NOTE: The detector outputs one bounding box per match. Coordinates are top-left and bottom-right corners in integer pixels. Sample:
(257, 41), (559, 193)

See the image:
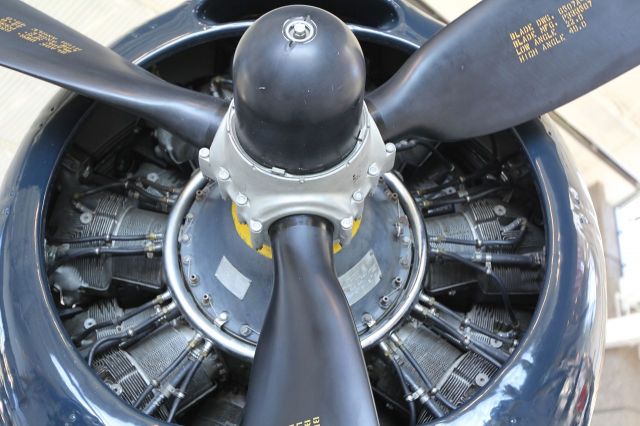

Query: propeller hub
(232, 5), (366, 174)
(200, 6), (394, 250)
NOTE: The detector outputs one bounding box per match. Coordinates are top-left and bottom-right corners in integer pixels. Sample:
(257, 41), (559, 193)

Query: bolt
(475, 373), (489, 387)
(340, 217), (354, 230)
(236, 193), (248, 206)
(80, 212), (93, 224)
(385, 143), (396, 154)
(202, 294), (211, 305)
(362, 313), (375, 326)
(199, 148), (210, 160)
(83, 318), (97, 329)
(493, 204), (507, 216)
(217, 168), (230, 181)
(352, 191), (364, 202)
(379, 295), (390, 308)
(249, 220), (263, 233)
(293, 22), (308, 38)
(219, 311), (229, 322)
(490, 338), (503, 348)
(368, 163), (380, 176)
(240, 324), (252, 337)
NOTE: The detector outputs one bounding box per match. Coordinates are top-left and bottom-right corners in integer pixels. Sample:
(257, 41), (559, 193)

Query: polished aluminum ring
(164, 170), (427, 360)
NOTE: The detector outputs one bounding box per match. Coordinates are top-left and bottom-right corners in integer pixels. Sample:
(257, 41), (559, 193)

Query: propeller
(0, 0), (227, 147)
(2, 1), (640, 426)
(366, 0), (640, 141)
(242, 215), (379, 426)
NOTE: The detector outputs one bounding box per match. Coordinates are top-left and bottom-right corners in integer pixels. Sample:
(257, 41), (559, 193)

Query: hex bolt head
(385, 143), (396, 154)
(217, 168), (230, 181)
(83, 318), (97, 329)
(493, 204), (507, 216)
(340, 217), (354, 230)
(199, 148), (210, 160)
(236, 193), (248, 206)
(240, 324), (252, 337)
(368, 163), (380, 176)
(249, 220), (263, 233)
(189, 274), (200, 285)
(293, 22), (307, 37)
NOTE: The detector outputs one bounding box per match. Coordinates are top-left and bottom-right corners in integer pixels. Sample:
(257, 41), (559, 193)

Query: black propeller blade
(367, 0), (640, 142)
(0, 0), (227, 147)
(242, 215), (379, 426)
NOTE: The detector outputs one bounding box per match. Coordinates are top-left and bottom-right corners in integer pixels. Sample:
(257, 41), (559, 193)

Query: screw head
(352, 191), (364, 202)
(249, 220), (263, 233)
(368, 163), (380, 176)
(283, 18), (316, 43)
(217, 168), (230, 181)
(493, 204), (507, 216)
(199, 148), (210, 159)
(385, 143), (396, 154)
(236, 193), (248, 206)
(79, 212), (93, 224)
(83, 318), (97, 329)
(293, 22), (307, 37)
(340, 217), (354, 230)
(475, 372), (489, 387)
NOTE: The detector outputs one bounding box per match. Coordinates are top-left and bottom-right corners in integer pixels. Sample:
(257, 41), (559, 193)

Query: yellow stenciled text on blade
(508, 0), (593, 63)
(0, 17), (26, 32)
(0, 17), (82, 55)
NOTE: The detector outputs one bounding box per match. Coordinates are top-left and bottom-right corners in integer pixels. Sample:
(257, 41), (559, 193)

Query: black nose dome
(232, 5), (366, 175)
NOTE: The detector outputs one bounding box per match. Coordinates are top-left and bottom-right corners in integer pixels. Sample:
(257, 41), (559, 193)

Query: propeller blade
(0, 0), (226, 146)
(242, 215), (379, 426)
(366, 0), (640, 141)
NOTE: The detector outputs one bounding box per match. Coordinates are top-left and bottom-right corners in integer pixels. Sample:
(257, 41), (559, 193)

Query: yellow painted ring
(231, 203), (361, 259)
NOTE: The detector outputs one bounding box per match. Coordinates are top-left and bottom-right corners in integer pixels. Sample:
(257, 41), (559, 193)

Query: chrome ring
(164, 170), (427, 360)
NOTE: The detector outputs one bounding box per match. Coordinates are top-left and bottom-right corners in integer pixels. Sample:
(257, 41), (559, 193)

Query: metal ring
(361, 172), (427, 348)
(164, 171), (427, 360)
(164, 171), (255, 360)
